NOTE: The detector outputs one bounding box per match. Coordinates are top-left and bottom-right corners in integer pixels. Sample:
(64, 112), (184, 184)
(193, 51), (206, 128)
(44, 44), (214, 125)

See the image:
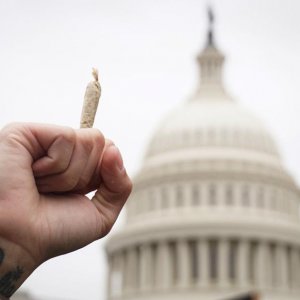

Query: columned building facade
(106, 12), (300, 300)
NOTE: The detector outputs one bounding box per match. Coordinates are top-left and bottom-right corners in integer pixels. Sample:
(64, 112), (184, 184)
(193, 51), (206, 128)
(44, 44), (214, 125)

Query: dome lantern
(195, 7), (228, 100)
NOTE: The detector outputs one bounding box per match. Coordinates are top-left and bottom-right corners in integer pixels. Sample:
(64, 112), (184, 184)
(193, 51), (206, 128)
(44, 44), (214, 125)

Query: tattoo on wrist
(0, 248), (24, 298)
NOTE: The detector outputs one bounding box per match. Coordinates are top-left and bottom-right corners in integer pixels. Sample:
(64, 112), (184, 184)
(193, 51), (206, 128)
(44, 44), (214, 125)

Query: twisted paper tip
(92, 68), (99, 82)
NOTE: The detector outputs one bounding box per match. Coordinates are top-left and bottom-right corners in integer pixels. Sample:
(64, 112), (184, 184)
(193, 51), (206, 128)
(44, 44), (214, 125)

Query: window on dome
(192, 185), (200, 205)
(209, 184), (217, 206)
(161, 186), (169, 209)
(257, 186), (264, 208)
(242, 185), (250, 207)
(270, 189), (277, 211)
(225, 185), (233, 205)
(176, 185), (184, 207)
(148, 190), (155, 211)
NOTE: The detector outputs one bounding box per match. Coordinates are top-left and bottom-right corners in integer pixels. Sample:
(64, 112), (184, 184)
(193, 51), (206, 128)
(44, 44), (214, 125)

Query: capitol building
(106, 11), (300, 300)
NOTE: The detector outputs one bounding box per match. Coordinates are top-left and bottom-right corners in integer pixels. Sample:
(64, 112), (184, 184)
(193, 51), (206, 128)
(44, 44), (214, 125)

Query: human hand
(0, 123), (132, 298)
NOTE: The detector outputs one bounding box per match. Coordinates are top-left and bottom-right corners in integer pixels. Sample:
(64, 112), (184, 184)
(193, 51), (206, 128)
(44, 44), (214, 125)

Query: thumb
(91, 144), (132, 237)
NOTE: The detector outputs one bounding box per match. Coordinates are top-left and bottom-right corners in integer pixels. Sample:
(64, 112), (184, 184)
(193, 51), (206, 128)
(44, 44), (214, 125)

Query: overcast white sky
(1, 0), (300, 299)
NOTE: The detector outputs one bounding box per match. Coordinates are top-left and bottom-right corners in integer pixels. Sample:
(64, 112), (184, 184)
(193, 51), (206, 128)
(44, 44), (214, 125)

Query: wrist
(0, 238), (38, 298)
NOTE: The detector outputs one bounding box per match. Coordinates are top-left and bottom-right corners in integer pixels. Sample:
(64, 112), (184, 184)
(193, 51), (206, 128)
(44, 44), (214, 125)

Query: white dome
(146, 98), (279, 160)
(155, 100), (267, 134)
(142, 95), (283, 180)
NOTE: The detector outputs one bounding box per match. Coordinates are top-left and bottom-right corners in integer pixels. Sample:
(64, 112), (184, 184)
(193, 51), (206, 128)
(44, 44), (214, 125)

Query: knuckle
(61, 126), (76, 145)
(91, 129), (105, 150)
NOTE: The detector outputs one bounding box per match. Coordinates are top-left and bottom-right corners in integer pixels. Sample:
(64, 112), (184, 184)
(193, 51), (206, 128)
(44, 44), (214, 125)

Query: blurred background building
(106, 9), (300, 300)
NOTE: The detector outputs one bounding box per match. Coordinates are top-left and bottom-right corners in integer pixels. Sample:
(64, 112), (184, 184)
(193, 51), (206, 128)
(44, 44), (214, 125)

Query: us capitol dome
(106, 10), (300, 300)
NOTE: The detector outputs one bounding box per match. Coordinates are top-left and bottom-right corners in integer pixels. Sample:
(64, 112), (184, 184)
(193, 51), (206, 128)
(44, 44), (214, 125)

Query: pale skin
(0, 123), (132, 299)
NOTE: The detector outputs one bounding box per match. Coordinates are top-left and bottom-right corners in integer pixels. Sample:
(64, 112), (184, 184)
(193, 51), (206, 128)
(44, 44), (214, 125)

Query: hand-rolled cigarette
(80, 68), (101, 128)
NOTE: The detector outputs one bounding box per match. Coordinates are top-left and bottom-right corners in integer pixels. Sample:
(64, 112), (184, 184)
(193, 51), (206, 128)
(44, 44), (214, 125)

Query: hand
(0, 123), (132, 298)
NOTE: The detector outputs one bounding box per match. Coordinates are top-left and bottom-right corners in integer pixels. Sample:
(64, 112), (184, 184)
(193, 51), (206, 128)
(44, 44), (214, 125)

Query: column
(218, 239), (229, 287)
(290, 247), (299, 290)
(123, 250), (129, 294)
(275, 244), (288, 290)
(177, 239), (190, 288)
(110, 252), (123, 298)
(156, 240), (172, 290)
(264, 244), (272, 289)
(255, 241), (267, 289)
(198, 239), (209, 287)
(237, 239), (249, 287)
(297, 250), (300, 290)
(140, 244), (153, 292)
(119, 252), (125, 295)
(126, 247), (137, 294)
(281, 245), (289, 290)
